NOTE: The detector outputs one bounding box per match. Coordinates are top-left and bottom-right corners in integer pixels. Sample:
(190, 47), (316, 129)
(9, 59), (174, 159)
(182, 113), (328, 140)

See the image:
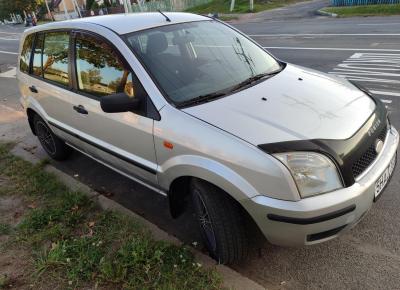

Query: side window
(75, 34), (135, 98)
(43, 32), (69, 86)
(32, 33), (44, 77)
(20, 34), (34, 73)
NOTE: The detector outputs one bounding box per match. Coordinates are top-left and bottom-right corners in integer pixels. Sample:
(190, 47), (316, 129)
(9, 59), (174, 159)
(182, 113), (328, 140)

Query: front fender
(158, 154), (258, 202)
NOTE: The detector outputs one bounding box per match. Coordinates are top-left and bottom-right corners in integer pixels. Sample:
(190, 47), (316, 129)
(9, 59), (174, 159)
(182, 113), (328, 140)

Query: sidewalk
(227, 0), (330, 23)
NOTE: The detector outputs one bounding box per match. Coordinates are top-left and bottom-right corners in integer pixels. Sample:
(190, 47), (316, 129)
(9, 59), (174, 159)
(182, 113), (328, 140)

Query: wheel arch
(26, 107), (38, 135)
(162, 156), (259, 218)
(23, 96), (50, 136)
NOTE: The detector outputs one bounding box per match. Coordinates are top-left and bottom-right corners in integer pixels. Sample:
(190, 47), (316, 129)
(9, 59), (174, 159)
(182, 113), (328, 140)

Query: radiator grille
(352, 124), (388, 179)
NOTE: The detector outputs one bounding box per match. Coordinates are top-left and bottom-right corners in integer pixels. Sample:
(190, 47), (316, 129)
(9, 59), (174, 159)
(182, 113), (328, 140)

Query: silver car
(17, 12), (398, 264)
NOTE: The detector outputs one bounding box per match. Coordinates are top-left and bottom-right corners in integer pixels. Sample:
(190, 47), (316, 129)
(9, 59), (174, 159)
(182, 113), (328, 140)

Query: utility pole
(230, 0), (235, 12)
(61, 0), (70, 19)
(249, 0), (253, 12)
(123, 0), (129, 13)
(73, 0), (82, 18)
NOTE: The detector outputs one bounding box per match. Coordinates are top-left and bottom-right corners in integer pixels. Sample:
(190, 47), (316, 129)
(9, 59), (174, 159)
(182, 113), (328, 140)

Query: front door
(68, 31), (158, 185)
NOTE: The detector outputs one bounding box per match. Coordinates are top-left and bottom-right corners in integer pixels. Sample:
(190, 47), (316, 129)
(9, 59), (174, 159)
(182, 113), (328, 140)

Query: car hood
(183, 64), (376, 145)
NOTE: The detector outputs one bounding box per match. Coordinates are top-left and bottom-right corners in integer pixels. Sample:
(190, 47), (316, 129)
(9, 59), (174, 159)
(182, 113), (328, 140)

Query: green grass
(218, 15), (240, 21)
(186, 0), (306, 14)
(0, 223), (12, 235)
(0, 144), (223, 289)
(36, 20), (54, 25)
(0, 274), (11, 289)
(323, 4), (400, 17)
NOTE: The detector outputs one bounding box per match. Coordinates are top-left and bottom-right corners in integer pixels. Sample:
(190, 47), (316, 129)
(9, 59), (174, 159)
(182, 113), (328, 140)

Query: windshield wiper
(176, 69), (283, 108)
(229, 70), (281, 93)
(177, 91), (227, 108)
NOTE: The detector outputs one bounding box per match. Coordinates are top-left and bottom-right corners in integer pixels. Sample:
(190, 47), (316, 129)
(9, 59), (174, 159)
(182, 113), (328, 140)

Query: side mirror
(100, 93), (141, 113)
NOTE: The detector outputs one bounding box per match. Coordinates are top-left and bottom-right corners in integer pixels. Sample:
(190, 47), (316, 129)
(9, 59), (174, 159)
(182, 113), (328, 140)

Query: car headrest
(146, 33), (168, 56)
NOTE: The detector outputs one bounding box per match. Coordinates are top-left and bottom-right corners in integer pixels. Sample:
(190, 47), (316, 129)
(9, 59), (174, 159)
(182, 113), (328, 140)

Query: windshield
(125, 20), (281, 106)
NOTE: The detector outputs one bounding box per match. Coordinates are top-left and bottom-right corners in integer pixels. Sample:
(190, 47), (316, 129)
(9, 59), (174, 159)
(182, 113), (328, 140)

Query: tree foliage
(0, 0), (42, 19)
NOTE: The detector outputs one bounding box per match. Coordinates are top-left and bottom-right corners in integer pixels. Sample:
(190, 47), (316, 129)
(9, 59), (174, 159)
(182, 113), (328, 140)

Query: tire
(191, 179), (248, 264)
(33, 114), (71, 161)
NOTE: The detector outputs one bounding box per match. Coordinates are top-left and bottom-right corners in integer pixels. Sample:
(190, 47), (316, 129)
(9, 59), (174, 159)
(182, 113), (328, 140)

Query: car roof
(30, 12), (209, 35)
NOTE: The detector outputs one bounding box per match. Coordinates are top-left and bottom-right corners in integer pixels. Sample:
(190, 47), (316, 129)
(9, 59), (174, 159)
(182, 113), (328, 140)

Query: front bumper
(243, 126), (399, 246)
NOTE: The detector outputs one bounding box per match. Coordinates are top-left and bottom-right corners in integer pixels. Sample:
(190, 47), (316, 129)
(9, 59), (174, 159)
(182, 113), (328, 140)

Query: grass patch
(0, 144), (222, 289)
(0, 274), (11, 289)
(218, 14), (240, 21)
(36, 20), (54, 25)
(0, 223), (12, 235)
(187, 0), (306, 14)
(323, 4), (400, 17)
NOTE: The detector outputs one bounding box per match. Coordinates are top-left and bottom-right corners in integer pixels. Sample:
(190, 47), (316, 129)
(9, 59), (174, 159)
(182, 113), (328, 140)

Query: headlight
(274, 152), (343, 198)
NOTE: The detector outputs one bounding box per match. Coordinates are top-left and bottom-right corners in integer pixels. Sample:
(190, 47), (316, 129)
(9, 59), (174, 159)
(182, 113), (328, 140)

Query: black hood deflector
(258, 97), (388, 187)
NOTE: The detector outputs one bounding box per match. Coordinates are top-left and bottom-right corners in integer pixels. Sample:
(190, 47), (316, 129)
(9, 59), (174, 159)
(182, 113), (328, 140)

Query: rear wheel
(191, 179), (248, 264)
(33, 114), (71, 161)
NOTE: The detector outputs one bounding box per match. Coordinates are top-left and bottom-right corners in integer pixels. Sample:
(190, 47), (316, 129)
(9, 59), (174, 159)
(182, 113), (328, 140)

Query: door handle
(73, 105), (88, 115)
(29, 85), (38, 93)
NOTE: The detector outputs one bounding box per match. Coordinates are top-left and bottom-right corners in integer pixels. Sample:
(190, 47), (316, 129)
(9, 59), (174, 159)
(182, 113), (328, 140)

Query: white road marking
(263, 47), (400, 52)
(0, 67), (16, 78)
(358, 23), (400, 26)
(0, 31), (21, 35)
(0, 37), (19, 41)
(329, 74), (399, 83)
(0, 50), (18, 55)
(329, 53), (400, 84)
(251, 33), (400, 37)
(369, 90), (400, 97)
(330, 53), (399, 107)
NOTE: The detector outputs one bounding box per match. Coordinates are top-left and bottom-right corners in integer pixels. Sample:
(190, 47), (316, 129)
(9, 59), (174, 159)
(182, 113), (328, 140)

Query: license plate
(375, 155), (396, 198)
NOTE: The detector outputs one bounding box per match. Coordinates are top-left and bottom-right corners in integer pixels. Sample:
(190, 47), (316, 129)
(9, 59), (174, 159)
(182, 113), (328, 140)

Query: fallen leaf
(88, 221), (95, 227)
(51, 242), (58, 250)
(13, 211), (22, 219)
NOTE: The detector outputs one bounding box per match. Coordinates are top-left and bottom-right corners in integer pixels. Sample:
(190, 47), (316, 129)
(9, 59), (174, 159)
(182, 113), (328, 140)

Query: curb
(316, 9), (338, 17)
(11, 143), (266, 290)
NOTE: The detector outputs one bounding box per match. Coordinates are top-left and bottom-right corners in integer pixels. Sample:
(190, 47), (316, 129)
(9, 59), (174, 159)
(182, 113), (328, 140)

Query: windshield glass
(125, 20), (281, 106)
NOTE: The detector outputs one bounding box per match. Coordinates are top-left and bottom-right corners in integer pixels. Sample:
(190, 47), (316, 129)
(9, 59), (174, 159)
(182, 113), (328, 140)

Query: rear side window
(43, 32), (69, 86)
(75, 33), (135, 98)
(20, 34), (34, 73)
(32, 33), (44, 77)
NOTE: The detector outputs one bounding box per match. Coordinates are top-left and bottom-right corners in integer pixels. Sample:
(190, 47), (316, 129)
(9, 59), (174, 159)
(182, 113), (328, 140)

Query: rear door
(27, 30), (90, 151)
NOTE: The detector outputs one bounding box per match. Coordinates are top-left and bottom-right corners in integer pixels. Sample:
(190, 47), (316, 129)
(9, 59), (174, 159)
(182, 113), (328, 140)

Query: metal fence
(129, 0), (211, 12)
(331, 0), (400, 6)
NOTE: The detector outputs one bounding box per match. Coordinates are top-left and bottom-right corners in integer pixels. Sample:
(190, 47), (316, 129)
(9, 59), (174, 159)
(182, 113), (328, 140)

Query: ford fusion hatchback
(17, 13), (398, 264)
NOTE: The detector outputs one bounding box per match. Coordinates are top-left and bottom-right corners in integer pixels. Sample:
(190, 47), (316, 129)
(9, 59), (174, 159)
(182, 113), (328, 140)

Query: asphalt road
(1, 7), (400, 289)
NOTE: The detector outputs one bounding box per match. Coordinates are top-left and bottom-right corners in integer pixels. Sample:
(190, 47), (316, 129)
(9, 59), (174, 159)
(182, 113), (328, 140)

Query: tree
(88, 68), (102, 84)
(86, 0), (98, 10)
(0, 0), (43, 20)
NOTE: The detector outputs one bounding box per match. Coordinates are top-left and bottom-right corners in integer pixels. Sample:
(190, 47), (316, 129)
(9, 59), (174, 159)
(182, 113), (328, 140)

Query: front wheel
(33, 114), (71, 161)
(191, 179), (248, 264)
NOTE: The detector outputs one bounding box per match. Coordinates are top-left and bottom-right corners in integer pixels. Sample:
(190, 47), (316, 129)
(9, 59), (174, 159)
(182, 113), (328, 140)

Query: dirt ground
(0, 178), (33, 289)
